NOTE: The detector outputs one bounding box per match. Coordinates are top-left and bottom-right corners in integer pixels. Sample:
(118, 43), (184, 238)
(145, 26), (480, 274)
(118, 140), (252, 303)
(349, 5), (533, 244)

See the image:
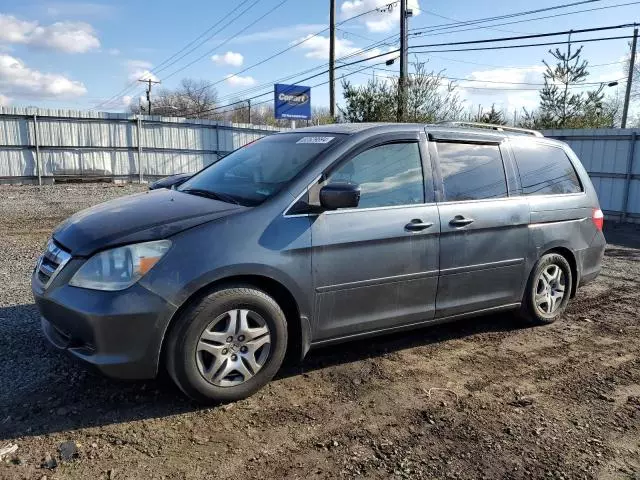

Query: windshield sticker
(296, 136), (335, 144)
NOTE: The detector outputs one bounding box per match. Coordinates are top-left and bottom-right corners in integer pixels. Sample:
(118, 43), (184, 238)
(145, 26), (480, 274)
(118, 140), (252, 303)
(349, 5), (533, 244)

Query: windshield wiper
(180, 188), (241, 205)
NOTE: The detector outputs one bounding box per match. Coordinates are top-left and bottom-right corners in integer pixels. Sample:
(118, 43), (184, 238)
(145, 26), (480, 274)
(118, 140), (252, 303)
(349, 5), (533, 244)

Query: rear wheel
(520, 253), (573, 325)
(166, 285), (288, 403)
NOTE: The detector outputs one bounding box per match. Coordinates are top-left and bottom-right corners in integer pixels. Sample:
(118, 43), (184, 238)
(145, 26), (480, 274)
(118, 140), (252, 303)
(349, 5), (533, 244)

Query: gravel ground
(1, 184), (639, 479)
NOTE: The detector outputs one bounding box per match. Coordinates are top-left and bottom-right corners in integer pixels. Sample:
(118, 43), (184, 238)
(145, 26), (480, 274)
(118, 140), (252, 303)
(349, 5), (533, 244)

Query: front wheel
(165, 285), (288, 403)
(520, 253), (573, 325)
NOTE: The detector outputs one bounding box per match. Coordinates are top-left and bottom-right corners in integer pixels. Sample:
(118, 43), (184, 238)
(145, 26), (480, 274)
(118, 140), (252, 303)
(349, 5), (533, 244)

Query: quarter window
(437, 142), (508, 201)
(327, 142), (425, 208)
(512, 143), (583, 195)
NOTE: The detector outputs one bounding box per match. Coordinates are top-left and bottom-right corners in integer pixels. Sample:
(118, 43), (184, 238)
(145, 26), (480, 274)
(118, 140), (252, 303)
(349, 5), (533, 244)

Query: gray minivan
(32, 122), (606, 402)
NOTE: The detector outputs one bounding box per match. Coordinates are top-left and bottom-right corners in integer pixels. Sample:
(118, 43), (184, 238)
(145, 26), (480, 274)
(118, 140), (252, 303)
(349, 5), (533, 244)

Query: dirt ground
(1, 184), (639, 480)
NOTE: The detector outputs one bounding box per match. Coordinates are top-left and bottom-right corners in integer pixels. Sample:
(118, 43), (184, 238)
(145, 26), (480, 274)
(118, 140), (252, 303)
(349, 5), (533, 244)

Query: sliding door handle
(449, 215), (474, 227)
(405, 219), (433, 231)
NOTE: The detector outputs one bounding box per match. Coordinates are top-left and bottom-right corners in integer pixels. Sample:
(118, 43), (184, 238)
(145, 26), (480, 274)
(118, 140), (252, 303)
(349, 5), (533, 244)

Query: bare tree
(624, 41), (639, 101)
(130, 78), (220, 119)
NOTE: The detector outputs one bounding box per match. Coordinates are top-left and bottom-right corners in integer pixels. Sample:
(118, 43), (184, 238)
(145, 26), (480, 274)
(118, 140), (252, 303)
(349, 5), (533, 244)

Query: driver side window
(327, 142), (425, 209)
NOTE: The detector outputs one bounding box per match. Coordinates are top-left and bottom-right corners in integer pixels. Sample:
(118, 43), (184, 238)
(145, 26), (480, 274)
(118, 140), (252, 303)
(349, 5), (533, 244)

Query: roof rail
(437, 121), (544, 137)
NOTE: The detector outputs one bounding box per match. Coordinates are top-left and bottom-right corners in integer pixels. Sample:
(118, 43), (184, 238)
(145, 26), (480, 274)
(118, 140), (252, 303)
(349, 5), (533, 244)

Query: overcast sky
(0, 0), (637, 117)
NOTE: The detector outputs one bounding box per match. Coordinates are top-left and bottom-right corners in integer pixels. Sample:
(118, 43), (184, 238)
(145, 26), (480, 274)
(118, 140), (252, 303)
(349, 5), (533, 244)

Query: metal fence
(0, 107), (282, 184)
(543, 128), (640, 223)
(0, 109), (638, 223)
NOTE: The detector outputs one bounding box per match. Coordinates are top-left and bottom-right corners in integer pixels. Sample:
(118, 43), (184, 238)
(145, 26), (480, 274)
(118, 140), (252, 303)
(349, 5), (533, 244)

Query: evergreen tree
(520, 41), (614, 129)
(339, 61), (463, 123)
(472, 104), (507, 125)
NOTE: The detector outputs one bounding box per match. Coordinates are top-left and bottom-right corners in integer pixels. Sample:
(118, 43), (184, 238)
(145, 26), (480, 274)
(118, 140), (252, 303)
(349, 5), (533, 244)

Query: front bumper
(32, 271), (177, 380)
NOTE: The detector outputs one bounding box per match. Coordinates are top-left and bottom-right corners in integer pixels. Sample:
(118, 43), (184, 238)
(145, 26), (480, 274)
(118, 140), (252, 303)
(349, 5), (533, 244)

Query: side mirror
(319, 183), (360, 210)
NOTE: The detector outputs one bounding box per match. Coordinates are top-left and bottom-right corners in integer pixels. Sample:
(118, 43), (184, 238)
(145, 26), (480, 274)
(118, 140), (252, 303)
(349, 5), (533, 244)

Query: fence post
(33, 114), (42, 186)
(621, 131), (637, 223)
(137, 115), (143, 183)
(215, 122), (220, 161)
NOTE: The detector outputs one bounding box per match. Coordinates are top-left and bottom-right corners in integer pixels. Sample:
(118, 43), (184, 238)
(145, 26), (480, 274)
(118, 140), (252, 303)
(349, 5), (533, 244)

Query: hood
(53, 188), (245, 256)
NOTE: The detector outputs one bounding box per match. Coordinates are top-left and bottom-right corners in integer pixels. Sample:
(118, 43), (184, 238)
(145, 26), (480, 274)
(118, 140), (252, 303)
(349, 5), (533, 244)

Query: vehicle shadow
(0, 303), (520, 441)
(604, 223), (640, 250)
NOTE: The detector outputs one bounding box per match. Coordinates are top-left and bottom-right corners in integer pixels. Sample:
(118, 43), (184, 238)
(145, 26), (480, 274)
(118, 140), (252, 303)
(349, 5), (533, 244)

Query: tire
(165, 284), (288, 403)
(519, 253), (573, 326)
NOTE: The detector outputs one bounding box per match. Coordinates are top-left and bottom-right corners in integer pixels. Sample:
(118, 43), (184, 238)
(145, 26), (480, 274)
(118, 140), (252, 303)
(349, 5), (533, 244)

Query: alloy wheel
(195, 309), (271, 387)
(534, 264), (566, 316)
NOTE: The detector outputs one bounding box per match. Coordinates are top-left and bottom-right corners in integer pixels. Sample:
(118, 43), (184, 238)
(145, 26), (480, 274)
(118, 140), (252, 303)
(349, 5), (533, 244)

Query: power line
(420, 8), (530, 35)
(160, 0), (292, 82)
(213, 60), (387, 118)
(340, 64), (624, 90)
(410, 34), (635, 55)
(102, 0), (282, 108)
(180, 7), (635, 109)
(421, 54), (627, 69)
(181, 2), (401, 98)
(211, 35), (400, 104)
(182, 51), (400, 118)
(410, 23), (638, 49)
(409, 1), (640, 39)
(409, 0), (604, 34)
(94, 0), (258, 109)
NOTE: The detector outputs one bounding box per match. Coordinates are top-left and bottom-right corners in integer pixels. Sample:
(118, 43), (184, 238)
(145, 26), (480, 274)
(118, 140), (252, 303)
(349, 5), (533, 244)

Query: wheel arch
(158, 273), (311, 376)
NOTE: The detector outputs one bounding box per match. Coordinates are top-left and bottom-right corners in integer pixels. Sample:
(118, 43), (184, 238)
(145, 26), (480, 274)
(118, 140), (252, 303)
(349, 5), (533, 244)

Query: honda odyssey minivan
(32, 122), (606, 403)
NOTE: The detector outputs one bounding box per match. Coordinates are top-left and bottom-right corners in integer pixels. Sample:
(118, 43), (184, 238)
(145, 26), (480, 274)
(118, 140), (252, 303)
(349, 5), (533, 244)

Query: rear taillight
(592, 208), (604, 231)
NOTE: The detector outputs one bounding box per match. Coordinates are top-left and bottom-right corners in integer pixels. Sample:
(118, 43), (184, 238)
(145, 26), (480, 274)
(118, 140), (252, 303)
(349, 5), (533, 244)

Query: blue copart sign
(274, 84), (311, 120)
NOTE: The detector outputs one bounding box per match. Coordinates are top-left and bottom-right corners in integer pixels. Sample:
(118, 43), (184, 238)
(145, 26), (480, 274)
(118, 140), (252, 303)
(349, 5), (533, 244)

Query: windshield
(178, 133), (344, 206)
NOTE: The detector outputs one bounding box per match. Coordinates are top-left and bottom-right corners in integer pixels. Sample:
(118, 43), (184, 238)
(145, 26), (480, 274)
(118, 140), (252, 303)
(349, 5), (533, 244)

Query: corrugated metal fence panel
(0, 116), (31, 146)
(543, 128), (640, 220)
(43, 150), (137, 176)
(141, 151), (217, 176)
(0, 148), (36, 176)
(141, 122), (218, 152)
(0, 107), (282, 180)
(543, 128), (633, 174)
(36, 118), (135, 147)
(588, 176), (625, 213)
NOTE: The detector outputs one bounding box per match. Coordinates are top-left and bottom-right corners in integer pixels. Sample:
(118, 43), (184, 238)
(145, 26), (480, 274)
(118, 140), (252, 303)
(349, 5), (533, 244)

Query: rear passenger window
(436, 142), (508, 201)
(512, 143), (582, 195)
(328, 142), (425, 209)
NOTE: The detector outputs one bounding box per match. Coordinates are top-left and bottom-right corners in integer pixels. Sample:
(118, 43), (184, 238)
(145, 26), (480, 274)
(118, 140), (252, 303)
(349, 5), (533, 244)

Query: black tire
(519, 253), (573, 325)
(165, 284), (288, 403)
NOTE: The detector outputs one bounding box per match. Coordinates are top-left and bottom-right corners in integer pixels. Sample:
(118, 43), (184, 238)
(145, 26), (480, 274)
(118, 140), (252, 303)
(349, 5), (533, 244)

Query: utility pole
(138, 78), (160, 115)
(398, 0), (409, 122)
(247, 99), (251, 124)
(329, 0), (336, 119)
(621, 27), (637, 128)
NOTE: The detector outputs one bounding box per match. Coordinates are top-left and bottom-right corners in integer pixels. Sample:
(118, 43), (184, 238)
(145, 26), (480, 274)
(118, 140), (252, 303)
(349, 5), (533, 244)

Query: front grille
(36, 239), (71, 288)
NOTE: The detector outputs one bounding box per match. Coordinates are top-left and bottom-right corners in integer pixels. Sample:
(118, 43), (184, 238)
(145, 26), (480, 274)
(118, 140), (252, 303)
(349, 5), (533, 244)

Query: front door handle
(449, 215), (475, 227)
(405, 219), (433, 231)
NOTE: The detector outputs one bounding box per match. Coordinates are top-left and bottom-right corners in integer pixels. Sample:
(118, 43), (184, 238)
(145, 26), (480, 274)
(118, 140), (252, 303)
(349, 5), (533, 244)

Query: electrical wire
(409, 1), (640, 39)
(408, 0), (605, 35)
(182, 52), (399, 118)
(340, 64), (624, 91)
(419, 54), (628, 69)
(410, 23), (638, 49)
(213, 60), (390, 118)
(410, 34), (635, 55)
(160, 0), (292, 82)
(94, 0), (259, 109)
(178, 1), (401, 97)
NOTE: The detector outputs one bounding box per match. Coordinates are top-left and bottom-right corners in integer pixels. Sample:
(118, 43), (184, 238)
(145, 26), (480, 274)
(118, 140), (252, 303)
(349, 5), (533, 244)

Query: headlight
(69, 240), (171, 291)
